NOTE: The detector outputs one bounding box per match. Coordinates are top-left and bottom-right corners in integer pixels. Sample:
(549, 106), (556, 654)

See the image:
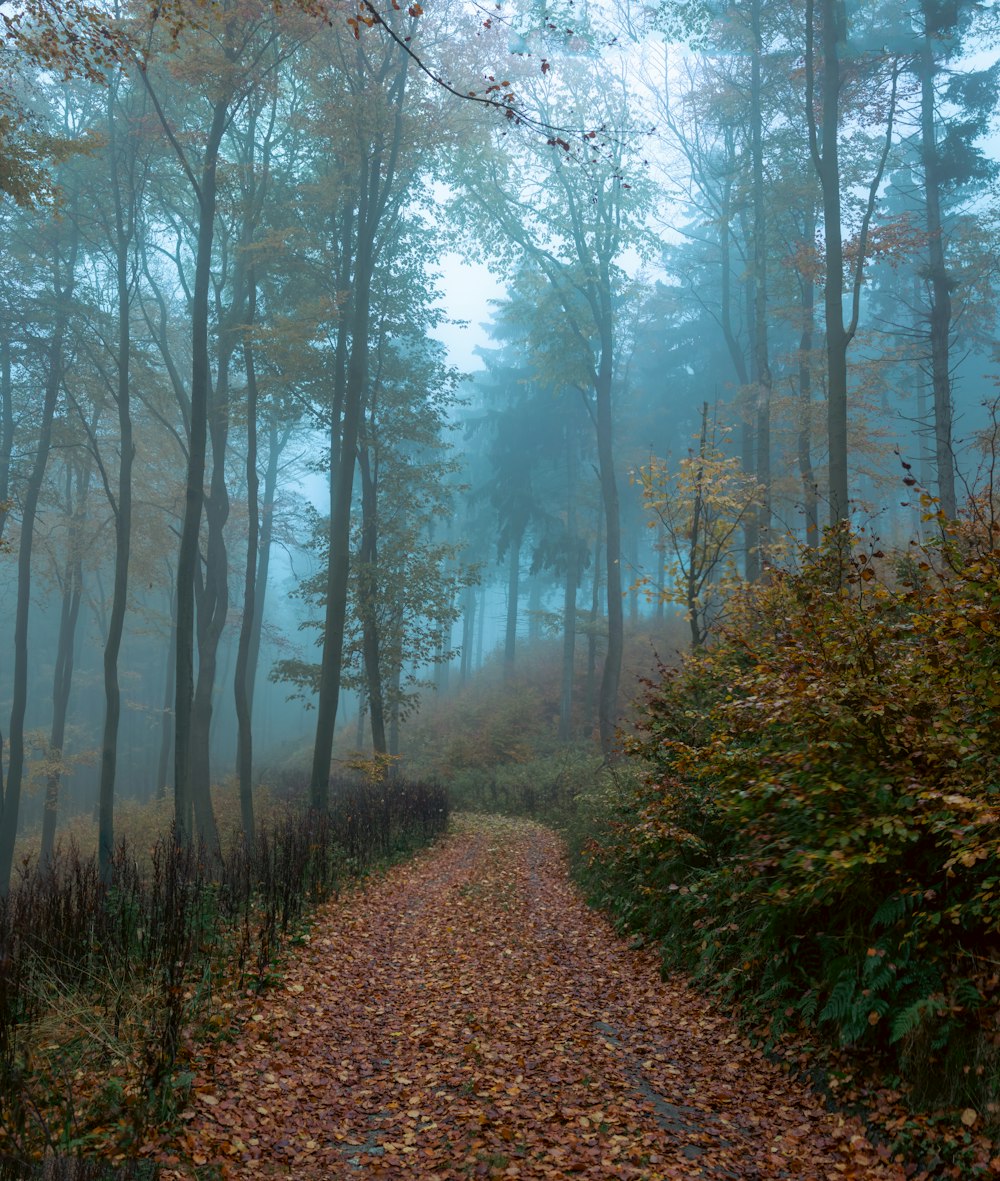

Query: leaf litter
(151, 816), (908, 1180)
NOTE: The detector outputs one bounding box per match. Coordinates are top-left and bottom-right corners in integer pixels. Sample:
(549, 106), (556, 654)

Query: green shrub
(578, 515), (1000, 1155)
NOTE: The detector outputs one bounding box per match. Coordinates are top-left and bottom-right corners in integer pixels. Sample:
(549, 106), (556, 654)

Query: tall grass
(0, 776), (448, 1171)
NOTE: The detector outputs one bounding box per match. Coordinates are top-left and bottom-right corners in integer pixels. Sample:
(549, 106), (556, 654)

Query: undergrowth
(574, 510), (1000, 1179)
(0, 776), (448, 1173)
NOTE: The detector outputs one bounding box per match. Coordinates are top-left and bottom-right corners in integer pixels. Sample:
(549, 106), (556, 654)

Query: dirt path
(159, 816), (906, 1180)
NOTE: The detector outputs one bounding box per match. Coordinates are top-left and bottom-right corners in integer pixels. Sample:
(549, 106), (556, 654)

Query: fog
(1, 0), (998, 884)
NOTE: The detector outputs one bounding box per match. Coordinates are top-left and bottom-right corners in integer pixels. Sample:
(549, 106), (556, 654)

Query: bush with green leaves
(579, 511), (1000, 1135)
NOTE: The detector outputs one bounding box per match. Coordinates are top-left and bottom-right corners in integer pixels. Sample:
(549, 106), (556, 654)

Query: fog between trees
(1, 0), (998, 893)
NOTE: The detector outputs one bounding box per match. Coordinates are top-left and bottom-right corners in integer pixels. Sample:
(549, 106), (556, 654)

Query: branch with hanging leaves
(356, 0), (600, 148)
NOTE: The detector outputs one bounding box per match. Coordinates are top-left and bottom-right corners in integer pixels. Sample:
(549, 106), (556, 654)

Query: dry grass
(12, 782), (281, 874)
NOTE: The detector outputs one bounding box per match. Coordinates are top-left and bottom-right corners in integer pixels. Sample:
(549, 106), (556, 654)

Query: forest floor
(150, 815), (910, 1181)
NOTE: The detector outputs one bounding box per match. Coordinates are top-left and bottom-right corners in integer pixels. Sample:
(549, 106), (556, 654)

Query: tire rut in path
(157, 816), (906, 1180)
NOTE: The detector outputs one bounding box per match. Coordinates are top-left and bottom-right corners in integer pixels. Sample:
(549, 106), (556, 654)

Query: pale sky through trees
(431, 252), (505, 373)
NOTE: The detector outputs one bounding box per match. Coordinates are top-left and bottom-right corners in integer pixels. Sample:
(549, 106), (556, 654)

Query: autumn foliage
(581, 505), (1000, 1173)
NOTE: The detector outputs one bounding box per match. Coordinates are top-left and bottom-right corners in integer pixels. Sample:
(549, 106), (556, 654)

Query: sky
(430, 253), (506, 375)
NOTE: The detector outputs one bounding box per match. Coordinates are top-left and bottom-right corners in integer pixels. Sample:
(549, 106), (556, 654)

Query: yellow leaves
(961, 1107), (978, 1128)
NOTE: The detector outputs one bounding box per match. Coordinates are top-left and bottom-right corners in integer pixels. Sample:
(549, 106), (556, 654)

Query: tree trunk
(460, 582), (476, 684)
(584, 512), (603, 741)
(174, 97), (228, 850)
(797, 210), (820, 545)
(750, 0), (772, 568)
(504, 536), (520, 676)
(476, 579), (486, 670)
(234, 271), (260, 844)
(559, 433), (578, 743)
(595, 309), (622, 758)
(0, 220), (78, 896)
(811, 0), (851, 525)
(687, 403), (709, 649)
(310, 244), (371, 806)
(97, 101), (135, 881)
(919, 19), (956, 520)
(0, 328), (12, 546)
(156, 574), (177, 801)
(40, 494), (85, 869)
(807, 0), (897, 528)
(358, 444), (387, 755)
(388, 658), (402, 758)
(527, 574), (542, 643)
(307, 209), (353, 805)
(720, 170), (757, 580)
(310, 52), (409, 807)
(247, 410), (284, 714)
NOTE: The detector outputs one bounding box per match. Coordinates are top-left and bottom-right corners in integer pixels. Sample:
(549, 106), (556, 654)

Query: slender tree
(0, 196), (79, 895)
(805, 0), (900, 524)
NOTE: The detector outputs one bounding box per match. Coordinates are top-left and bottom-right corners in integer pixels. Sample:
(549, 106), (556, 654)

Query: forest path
(159, 815), (905, 1181)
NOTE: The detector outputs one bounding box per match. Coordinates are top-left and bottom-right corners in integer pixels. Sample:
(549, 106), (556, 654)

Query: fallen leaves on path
(151, 816), (908, 1180)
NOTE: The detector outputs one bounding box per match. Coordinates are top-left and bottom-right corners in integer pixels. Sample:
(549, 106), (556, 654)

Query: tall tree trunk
(307, 210), (353, 804)
(750, 0), (772, 568)
(0, 328), (12, 545)
(310, 51), (409, 807)
(687, 403), (709, 649)
(234, 271), (260, 843)
(309, 242), (372, 806)
(156, 573), (177, 801)
(358, 445), (387, 755)
(40, 489), (85, 869)
(189, 342), (230, 859)
(174, 97), (228, 849)
(527, 574), (542, 643)
(720, 169), (757, 580)
(807, 0), (897, 527)
(810, 0), (850, 524)
(98, 96), (136, 881)
(247, 411), (285, 714)
(388, 657), (402, 759)
(0, 221), (78, 896)
(559, 429), (578, 743)
(0, 327), (12, 802)
(504, 537), (520, 676)
(595, 308), (622, 757)
(584, 512), (603, 740)
(797, 232), (820, 545)
(919, 17), (956, 519)
(476, 579), (486, 670)
(460, 582), (476, 684)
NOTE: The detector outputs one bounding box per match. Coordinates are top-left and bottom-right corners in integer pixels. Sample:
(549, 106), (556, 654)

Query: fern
(890, 995), (939, 1044)
(820, 970), (857, 1025)
(841, 996), (887, 1046)
(862, 959), (895, 992)
(796, 988), (819, 1024)
(872, 892), (911, 929)
(952, 978), (984, 1010)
